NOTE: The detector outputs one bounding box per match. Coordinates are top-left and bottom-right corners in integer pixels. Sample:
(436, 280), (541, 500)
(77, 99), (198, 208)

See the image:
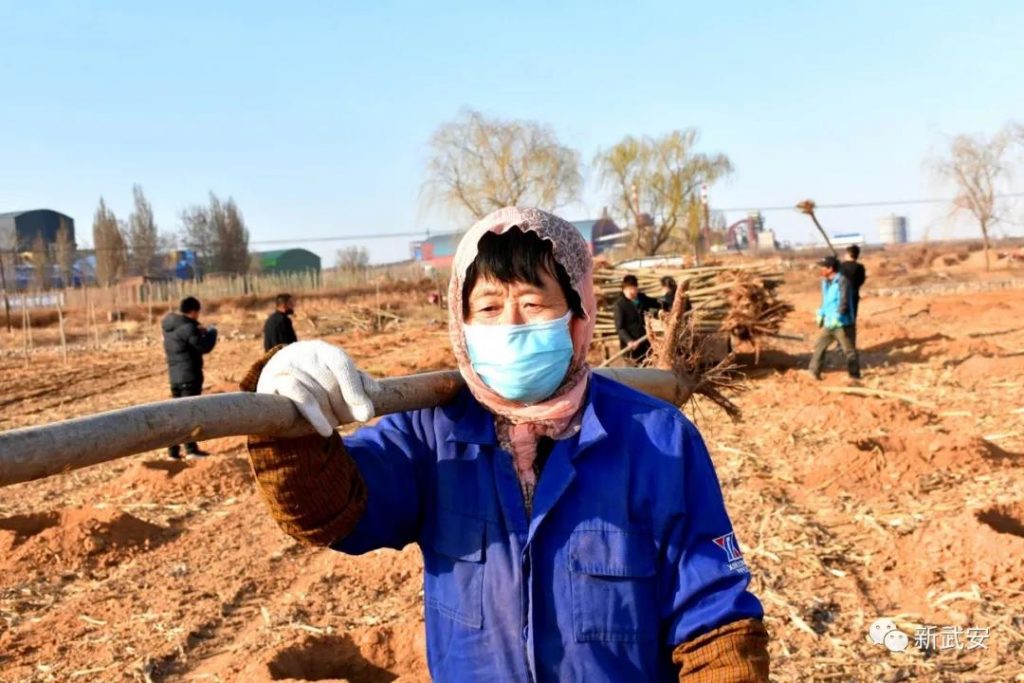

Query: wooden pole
(0, 367), (692, 489)
(0, 249), (11, 333)
(57, 300), (68, 366)
(21, 294), (29, 366)
(598, 336), (648, 368)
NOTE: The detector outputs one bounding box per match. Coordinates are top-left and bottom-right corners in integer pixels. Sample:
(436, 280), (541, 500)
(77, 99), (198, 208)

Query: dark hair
(275, 293), (293, 307)
(660, 275), (677, 289)
(820, 256), (839, 271)
(622, 274), (639, 288)
(462, 227), (582, 319)
(846, 244), (861, 259)
(180, 296), (201, 314)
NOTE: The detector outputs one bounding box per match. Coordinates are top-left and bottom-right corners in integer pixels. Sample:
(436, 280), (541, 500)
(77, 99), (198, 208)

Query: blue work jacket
(336, 373), (763, 682)
(818, 273), (855, 329)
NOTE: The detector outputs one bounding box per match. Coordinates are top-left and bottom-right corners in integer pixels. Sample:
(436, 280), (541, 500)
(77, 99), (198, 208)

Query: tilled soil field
(1, 262), (1023, 682)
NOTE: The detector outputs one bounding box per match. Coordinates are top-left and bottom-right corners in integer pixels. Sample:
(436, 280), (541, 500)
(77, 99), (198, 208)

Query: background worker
(242, 207), (769, 681)
(264, 293), (298, 351)
(658, 275), (678, 311)
(808, 256), (860, 380)
(161, 296), (218, 458)
(614, 273), (660, 363)
(838, 245), (867, 345)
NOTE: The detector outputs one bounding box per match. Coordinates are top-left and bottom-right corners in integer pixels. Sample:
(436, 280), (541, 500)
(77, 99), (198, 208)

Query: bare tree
(335, 245), (369, 271)
(93, 198), (127, 285)
(426, 109), (582, 220)
(218, 198), (250, 274)
(54, 221), (76, 287)
(31, 235), (50, 291)
(595, 129), (733, 257)
(127, 184), (159, 276)
(933, 127), (1013, 270)
(180, 193), (250, 275)
(180, 205), (215, 273)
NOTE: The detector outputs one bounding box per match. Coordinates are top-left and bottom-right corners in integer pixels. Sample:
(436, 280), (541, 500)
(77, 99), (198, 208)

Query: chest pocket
(422, 510), (486, 629)
(568, 529), (658, 642)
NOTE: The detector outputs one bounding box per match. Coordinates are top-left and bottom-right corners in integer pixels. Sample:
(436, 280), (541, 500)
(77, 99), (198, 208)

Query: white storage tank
(878, 214), (908, 244)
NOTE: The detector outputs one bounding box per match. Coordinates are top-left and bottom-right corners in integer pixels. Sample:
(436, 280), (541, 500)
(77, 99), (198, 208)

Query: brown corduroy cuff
(673, 618), (770, 683)
(241, 346), (368, 547)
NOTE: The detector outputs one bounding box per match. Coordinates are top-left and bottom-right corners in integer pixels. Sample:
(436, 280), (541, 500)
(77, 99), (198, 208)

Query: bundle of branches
(720, 271), (795, 359)
(593, 263), (790, 350)
(645, 286), (744, 418)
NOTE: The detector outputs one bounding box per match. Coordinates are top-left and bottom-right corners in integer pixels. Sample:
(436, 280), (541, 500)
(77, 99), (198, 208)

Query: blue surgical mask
(463, 311), (574, 404)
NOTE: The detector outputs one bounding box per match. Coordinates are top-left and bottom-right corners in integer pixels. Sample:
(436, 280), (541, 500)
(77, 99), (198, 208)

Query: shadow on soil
(267, 634), (398, 682)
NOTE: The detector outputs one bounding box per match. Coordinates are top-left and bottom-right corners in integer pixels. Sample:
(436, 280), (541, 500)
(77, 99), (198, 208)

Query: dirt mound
(248, 624), (427, 683)
(108, 452), (254, 501)
(876, 503), (1024, 618)
(803, 431), (999, 499)
(0, 506), (173, 574)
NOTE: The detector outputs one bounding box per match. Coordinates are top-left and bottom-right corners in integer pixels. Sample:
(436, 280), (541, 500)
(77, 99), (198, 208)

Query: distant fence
(3, 262), (435, 314)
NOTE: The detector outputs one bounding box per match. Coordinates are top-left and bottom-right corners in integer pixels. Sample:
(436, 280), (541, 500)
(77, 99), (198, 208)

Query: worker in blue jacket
(241, 207), (769, 682)
(808, 255), (861, 380)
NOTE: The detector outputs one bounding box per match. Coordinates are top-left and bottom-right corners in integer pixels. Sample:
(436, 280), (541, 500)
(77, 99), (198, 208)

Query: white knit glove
(256, 340), (380, 436)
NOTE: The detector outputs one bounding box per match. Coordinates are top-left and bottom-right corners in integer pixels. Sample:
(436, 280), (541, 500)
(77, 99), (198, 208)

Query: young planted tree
(932, 127), (1013, 270)
(426, 109), (582, 221)
(595, 129), (733, 257)
(93, 198), (127, 285)
(127, 184), (159, 276)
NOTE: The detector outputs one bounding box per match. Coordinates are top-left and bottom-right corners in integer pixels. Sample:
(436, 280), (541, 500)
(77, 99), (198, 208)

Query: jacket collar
(445, 388), (497, 445)
(445, 375), (609, 456)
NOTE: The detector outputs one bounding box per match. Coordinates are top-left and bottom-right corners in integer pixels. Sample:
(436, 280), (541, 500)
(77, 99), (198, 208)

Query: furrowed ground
(1, 248), (1022, 682)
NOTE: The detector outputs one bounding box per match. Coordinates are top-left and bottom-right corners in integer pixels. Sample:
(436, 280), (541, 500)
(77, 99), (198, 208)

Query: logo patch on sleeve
(712, 532), (749, 573)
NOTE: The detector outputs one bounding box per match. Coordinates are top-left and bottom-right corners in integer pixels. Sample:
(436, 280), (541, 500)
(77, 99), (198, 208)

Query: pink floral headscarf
(448, 207), (597, 500)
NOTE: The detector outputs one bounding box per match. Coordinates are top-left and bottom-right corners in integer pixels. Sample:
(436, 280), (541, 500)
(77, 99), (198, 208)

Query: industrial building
(0, 209), (76, 252)
(255, 248), (322, 274)
(411, 216), (624, 268)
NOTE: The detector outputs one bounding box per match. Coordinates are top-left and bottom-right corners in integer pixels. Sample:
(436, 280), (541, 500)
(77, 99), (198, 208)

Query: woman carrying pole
(244, 207), (769, 682)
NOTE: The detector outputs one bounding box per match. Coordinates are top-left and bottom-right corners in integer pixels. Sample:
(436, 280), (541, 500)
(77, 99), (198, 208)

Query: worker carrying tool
(244, 207), (769, 682)
(808, 255), (861, 380)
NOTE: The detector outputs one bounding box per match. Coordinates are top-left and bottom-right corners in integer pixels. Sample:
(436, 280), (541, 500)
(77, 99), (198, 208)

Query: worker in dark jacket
(161, 296), (218, 458)
(263, 293), (298, 351)
(838, 245), (867, 346)
(613, 274), (660, 364)
(658, 276), (678, 312)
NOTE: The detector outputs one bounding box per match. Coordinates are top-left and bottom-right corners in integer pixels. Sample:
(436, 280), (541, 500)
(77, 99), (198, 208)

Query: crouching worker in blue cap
(239, 207), (769, 681)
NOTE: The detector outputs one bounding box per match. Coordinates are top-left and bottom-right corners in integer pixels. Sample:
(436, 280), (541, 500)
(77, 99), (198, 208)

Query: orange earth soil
(1, 245), (1022, 682)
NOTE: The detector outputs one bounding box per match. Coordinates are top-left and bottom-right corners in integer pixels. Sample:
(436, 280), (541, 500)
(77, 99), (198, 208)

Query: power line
(718, 192), (1024, 214)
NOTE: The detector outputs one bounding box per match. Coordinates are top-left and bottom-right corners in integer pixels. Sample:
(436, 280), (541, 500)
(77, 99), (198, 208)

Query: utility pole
(0, 249), (11, 333)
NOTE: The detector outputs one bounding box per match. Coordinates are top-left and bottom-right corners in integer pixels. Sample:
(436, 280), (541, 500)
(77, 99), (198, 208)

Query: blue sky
(2, 1), (1022, 263)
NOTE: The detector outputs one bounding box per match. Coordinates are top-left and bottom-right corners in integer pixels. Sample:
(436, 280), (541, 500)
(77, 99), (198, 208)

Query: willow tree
(426, 109), (582, 221)
(595, 129), (733, 257)
(933, 127), (1012, 270)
